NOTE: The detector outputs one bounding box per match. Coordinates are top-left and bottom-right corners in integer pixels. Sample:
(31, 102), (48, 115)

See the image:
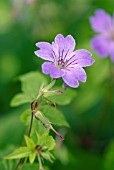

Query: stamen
(59, 56), (62, 60)
(57, 58), (65, 68)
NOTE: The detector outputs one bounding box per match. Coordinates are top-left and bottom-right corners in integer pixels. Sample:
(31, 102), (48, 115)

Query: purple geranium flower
(90, 9), (114, 62)
(35, 34), (94, 88)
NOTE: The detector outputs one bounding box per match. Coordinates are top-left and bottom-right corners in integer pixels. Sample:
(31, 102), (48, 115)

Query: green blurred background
(0, 0), (114, 169)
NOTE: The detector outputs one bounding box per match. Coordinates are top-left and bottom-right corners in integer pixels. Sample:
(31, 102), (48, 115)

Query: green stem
(14, 159), (22, 170)
(28, 111), (33, 137)
(37, 153), (44, 170)
(21, 158), (27, 170)
(42, 79), (56, 92)
(35, 79), (56, 101)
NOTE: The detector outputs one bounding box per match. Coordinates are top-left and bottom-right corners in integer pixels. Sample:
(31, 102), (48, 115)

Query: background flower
(35, 34), (94, 88)
(90, 9), (114, 62)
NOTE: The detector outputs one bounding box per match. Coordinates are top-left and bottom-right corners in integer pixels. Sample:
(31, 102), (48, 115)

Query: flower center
(56, 57), (65, 69)
(109, 30), (114, 40)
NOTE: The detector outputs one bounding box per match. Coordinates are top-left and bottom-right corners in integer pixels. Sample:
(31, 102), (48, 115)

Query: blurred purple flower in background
(35, 34), (94, 88)
(90, 9), (114, 62)
(25, 0), (36, 4)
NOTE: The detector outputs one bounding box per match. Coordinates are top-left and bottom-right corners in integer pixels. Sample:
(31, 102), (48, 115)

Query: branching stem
(14, 79), (58, 170)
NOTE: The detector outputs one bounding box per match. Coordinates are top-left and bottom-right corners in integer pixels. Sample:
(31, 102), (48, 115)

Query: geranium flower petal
(36, 42), (52, 49)
(42, 62), (64, 78)
(90, 9), (112, 33)
(91, 35), (111, 57)
(54, 34), (75, 58)
(35, 42), (54, 62)
(110, 44), (114, 62)
(62, 73), (79, 88)
(62, 66), (86, 88)
(64, 35), (75, 52)
(66, 50), (94, 67)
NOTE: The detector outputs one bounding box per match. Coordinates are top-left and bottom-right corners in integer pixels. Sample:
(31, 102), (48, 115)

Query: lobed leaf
(19, 71), (47, 101)
(10, 93), (30, 107)
(20, 109), (31, 126)
(41, 151), (55, 163)
(29, 152), (37, 164)
(24, 135), (36, 149)
(39, 105), (69, 127)
(10, 71), (48, 107)
(4, 147), (32, 159)
(37, 133), (56, 151)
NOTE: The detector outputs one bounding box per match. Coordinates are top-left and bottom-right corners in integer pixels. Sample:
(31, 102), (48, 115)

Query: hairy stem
(50, 125), (64, 140)
(14, 159), (22, 170)
(28, 111), (34, 137)
(21, 158), (27, 170)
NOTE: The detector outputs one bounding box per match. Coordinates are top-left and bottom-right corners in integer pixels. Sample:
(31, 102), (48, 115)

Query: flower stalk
(35, 146), (44, 170)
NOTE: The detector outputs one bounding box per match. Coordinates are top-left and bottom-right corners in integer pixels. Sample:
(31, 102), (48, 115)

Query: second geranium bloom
(90, 9), (114, 62)
(35, 34), (94, 88)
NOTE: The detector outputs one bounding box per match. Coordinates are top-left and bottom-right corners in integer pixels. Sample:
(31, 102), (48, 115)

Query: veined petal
(35, 42), (54, 62)
(42, 62), (64, 78)
(42, 62), (52, 74)
(91, 35), (111, 57)
(90, 9), (112, 33)
(62, 73), (79, 88)
(62, 66), (86, 88)
(66, 49), (94, 67)
(64, 35), (75, 52)
(69, 66), (87, 82)
(55, 34), (64, 49)
(52, 42), (59, 58)
(54, 34), (75, 59)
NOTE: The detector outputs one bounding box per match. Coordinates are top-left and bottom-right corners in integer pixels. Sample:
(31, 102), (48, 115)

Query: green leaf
(10, 94), (30, 107)
(37, 133), (56, 151)
(39, 105), (69, 127)
(41, 151), (55, 163)
(10, 71), (48, 107)
(44, 86), (76, 105)
(19, 71), (47, 101)
(24, 135), (35, 149)
(20, 109), (49, 137)
(20, 109), (31, 126)
(4, 147), (32, 159)
(29, 152), (37, 164)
